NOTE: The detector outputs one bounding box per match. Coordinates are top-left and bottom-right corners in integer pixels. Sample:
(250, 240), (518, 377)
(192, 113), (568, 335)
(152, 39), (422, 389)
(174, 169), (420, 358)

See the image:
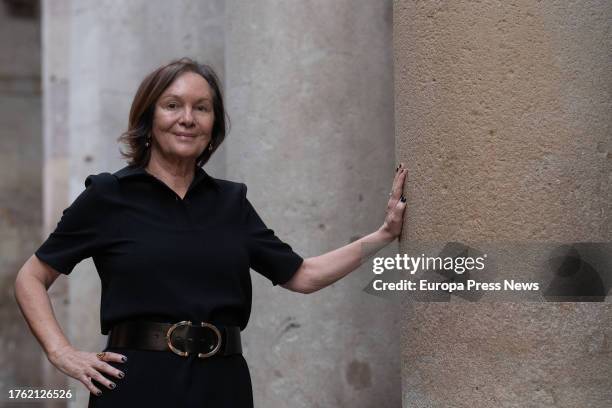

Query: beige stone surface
(226, 1), (400, 406)
(394, 0), (611, 406)
(0, 0), (45, 403)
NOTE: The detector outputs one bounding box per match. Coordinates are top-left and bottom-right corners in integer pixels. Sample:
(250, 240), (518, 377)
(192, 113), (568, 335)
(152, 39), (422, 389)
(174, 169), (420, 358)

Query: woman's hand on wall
(379, 163), (408, 240)
(47, 344), (126, 396)
(281, 163), (409, 294)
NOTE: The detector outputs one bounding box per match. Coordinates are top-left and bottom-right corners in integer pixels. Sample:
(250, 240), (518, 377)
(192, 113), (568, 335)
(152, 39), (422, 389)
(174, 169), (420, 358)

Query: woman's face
(151, 71), (215, 164)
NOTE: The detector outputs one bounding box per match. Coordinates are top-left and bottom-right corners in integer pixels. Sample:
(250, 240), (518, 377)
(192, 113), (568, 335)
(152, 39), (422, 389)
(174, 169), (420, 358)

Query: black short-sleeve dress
(34, 164), (304, 407)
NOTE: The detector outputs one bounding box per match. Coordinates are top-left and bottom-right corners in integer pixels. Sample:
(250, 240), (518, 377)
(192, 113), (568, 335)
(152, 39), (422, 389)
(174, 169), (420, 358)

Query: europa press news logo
(364, 242), (611, 302)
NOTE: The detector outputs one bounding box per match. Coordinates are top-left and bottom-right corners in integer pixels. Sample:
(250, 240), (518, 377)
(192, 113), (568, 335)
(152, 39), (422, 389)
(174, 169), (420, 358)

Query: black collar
(114, 164), (219, 190)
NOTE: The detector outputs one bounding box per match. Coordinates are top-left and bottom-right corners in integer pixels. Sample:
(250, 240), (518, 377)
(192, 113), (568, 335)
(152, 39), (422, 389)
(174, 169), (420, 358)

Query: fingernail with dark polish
(118, 372), (125, 379)
(121, 356), (127, 362)
(110, 383), (116, 389)
(395, 165), (399, 172)
(400, 195), (406, 202)
(97, 391), (102, 396)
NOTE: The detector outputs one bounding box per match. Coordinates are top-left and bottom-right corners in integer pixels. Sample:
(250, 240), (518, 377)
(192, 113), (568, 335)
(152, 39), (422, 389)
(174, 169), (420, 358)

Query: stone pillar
(41, 1), (72, 406)
(394, 1), (611, 406)
(0, 0), (43, 400)
(225, 1), (399, 406)
(43, 1), (225, 406)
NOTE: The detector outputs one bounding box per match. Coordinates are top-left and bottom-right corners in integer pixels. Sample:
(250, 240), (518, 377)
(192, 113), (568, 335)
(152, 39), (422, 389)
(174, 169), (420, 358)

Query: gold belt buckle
(165, 321), (222, 358)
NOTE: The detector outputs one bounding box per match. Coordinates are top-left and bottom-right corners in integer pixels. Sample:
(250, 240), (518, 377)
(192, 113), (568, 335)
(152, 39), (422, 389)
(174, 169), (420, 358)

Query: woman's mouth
(174, 132), (197, 139)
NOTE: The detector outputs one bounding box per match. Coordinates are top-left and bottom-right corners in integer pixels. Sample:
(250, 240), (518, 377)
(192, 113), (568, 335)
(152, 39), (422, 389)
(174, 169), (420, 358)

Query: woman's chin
(165, 147), (203, 162)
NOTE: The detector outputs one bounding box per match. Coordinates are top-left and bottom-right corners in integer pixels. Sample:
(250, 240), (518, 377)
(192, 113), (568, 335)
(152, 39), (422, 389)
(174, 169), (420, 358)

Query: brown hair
(117, 57), (229, 168)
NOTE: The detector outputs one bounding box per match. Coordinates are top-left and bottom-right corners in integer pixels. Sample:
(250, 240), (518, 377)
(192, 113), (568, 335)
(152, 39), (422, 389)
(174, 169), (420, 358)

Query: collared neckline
(114, 164), (219, 191)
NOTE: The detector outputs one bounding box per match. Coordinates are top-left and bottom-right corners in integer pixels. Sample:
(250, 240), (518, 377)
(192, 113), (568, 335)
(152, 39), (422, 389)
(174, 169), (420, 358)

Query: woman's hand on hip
(47, 344), (126, 396)
(379, 163), (408, 240)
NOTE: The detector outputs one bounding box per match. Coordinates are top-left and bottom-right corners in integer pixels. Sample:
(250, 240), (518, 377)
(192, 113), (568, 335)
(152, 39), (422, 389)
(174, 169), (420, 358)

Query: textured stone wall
(393, 0), (611, 406)
(225, 1), (399, 406)
(40, 2), (73, 406)
(0, 0), (44, 401)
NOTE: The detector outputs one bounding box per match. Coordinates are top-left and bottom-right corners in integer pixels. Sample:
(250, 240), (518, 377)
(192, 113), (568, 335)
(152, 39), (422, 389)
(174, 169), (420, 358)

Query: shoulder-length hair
(117, 57), (229, 168)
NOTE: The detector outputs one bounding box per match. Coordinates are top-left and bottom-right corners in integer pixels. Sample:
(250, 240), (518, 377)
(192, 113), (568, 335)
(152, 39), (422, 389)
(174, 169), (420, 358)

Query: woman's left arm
(282, 165), (408, 294)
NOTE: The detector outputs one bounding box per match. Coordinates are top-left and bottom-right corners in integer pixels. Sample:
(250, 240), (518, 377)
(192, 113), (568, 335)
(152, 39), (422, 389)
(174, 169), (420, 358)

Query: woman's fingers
(391, 163), (404, 193)
(387, 165), (408, 211)
(384, 193), (408, 238)
(99, 351), (127, 364)
(94, 351), (126, 380)
(392, 165), (407, 197)
(395, 193), (408, 217)
(380, 163), (408, 239)
(50, 348), (127, 397)
(83, 352), (125, 396)
(389, 193), (407, 222)
(95, 359), (126, 380)
(80, 374), (103, 396)
(88, 368), (117, 391)
(392, 162), (403, 184)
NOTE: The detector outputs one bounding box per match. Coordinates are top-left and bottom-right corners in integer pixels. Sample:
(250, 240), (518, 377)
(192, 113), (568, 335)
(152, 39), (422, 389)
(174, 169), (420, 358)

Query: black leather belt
(107, 320), (242, 358)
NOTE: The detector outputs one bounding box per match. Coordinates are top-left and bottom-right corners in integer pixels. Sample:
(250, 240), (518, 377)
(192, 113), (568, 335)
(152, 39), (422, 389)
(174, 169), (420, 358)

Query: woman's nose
(179, 108), (195, 126)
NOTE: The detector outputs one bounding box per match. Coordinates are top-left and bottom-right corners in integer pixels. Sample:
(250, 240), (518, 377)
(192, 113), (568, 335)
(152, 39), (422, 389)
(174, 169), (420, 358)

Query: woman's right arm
(14, 255), (126, 396)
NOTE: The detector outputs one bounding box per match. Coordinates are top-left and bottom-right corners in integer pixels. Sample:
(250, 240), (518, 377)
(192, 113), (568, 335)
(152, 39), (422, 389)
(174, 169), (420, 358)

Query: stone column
(43, 1), (225, 406)
(0, 0), (44, 401)
(225, 1), (399, 406)
(394, 1), (611, 406)
(41, 1), (72, 406)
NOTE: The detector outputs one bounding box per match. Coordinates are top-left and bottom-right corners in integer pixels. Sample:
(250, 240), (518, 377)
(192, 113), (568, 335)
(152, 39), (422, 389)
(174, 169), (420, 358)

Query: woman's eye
(167, 103), (177, 109)
(197, 105), (209, 111)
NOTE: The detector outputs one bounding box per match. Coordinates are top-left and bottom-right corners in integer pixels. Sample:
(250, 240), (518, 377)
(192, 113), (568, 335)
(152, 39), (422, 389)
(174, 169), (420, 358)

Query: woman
(14, 58), (408, 407)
